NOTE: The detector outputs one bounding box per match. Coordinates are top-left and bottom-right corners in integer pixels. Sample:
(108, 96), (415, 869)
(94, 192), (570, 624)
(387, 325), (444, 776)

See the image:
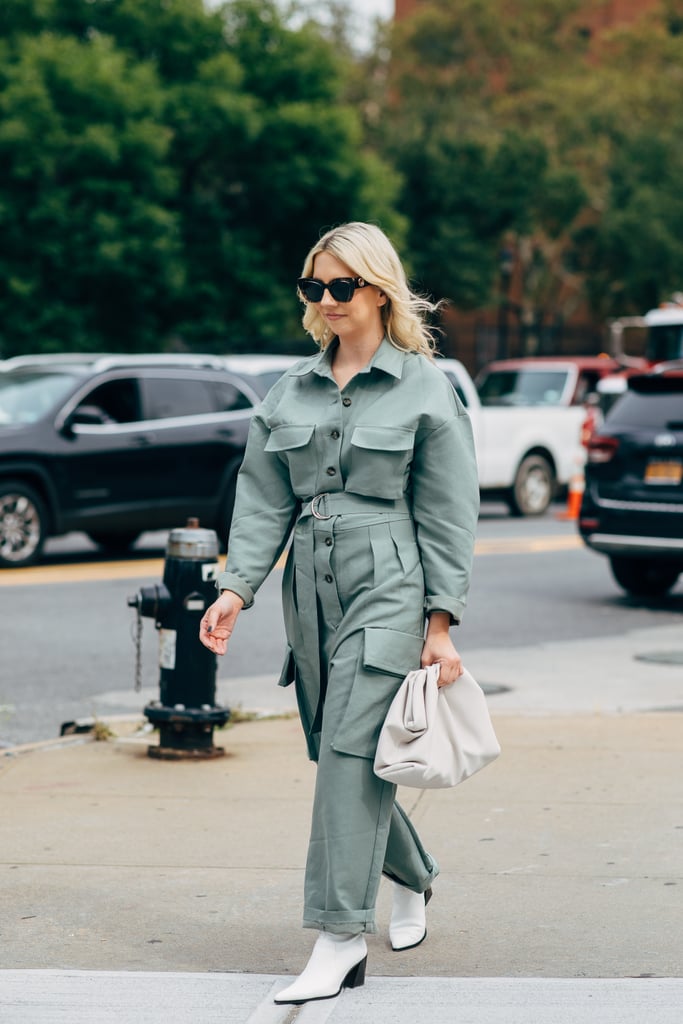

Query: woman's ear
(377, 290), (387, 307)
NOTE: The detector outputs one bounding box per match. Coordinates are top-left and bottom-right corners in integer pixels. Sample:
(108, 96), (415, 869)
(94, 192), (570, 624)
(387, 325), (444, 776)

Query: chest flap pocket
(264, 423), (316, 495)
(348, 425), (415, 499)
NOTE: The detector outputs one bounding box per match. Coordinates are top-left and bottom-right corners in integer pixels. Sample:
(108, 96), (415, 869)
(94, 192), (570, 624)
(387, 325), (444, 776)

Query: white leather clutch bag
(374, 664), (501, 789)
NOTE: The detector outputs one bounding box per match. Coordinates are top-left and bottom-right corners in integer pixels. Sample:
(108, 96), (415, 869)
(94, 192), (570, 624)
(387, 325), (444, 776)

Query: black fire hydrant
(128, 518), (230, 760)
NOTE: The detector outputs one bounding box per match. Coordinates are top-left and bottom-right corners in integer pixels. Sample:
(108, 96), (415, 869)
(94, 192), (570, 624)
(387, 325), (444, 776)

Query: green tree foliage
(0, 31), (181, 353)
(0, 0), (402, 356)
(377, 0), (683, 322)
(577, 133), (683, 316)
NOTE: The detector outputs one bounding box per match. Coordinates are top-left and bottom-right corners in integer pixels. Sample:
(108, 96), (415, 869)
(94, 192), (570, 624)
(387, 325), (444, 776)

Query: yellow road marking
(0, 558), (166, 586)
(0, 534), (582, 587)
(474, 534), (582, 556)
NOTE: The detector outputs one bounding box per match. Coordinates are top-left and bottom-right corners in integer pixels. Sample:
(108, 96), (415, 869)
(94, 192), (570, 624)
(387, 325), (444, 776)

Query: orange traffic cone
(557, 462), (585, 521)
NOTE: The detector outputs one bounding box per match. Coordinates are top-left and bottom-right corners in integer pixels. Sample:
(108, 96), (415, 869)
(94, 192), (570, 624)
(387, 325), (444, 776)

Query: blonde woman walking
(200, 222), (479, 1005)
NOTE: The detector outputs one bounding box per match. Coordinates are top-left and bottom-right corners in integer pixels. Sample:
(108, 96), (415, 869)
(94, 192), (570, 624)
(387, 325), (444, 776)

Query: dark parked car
(579, 364), (683, 596)
(0, 354), (263, 567)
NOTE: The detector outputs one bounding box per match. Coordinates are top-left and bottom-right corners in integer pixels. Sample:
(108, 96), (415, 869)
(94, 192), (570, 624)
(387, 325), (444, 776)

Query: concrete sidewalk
(2, 972), (682, 1023)
(1, 703), (682, 1021)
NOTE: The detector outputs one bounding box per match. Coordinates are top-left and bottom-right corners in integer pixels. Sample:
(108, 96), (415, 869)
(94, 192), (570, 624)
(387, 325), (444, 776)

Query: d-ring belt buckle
(310, 493), (332, 520)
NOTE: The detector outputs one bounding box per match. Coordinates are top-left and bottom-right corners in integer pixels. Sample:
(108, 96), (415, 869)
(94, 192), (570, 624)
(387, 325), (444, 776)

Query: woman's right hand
(199, 591), (245, 656)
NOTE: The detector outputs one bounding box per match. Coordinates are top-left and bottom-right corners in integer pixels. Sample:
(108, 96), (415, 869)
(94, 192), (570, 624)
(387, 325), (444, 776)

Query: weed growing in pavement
(92, 718), (115, 742)
(218, 705), (297, 730)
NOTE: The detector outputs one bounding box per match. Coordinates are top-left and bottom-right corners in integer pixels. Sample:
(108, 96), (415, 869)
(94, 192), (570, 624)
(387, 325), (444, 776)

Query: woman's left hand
(421, 611), (463, 687)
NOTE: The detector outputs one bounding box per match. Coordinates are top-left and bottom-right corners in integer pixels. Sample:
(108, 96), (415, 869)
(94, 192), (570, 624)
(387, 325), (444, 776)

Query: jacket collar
(291, 337), (407, 381)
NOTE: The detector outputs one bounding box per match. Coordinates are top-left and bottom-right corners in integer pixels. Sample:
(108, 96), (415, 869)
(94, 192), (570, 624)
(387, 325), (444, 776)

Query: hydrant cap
(166, 526), (219, 560)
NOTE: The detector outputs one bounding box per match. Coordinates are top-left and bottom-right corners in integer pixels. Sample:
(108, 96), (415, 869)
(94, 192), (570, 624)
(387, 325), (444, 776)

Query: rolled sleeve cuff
(216, 571), (255, 610)
(424, 594), (465, 625)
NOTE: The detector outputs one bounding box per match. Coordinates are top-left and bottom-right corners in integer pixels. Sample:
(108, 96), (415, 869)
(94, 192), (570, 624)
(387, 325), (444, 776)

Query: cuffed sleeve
(411, 409), (479, 624)
(216, 412), (299, 608)
(216, 571), (254, 608)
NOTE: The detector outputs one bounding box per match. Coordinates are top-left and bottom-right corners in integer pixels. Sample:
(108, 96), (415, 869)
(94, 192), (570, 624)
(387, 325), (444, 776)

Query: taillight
(580, 407), (599, 447)
(586, 434), (619, 464)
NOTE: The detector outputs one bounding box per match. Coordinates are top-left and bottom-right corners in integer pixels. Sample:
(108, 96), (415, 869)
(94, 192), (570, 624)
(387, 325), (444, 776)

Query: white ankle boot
(274, 932), (368, 1005)
(389, 883), (432, 951)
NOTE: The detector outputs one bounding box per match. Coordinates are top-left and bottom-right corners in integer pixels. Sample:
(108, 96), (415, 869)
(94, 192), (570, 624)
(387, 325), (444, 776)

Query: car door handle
(131, 433), (156, 446)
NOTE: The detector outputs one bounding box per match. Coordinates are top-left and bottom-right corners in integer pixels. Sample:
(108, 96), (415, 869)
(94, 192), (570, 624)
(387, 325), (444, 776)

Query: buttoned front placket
(311, 381), (348, 636)
(306, 358), (397, 640)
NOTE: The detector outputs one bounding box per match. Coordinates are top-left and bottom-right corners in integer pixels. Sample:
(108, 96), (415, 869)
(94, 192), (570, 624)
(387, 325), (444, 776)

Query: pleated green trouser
(303, 726), (439, 935)
(290, 503), (439, 935)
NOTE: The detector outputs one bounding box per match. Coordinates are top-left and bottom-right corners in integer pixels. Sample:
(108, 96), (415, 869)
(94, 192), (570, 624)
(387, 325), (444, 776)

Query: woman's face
(310, 252), (386, 343)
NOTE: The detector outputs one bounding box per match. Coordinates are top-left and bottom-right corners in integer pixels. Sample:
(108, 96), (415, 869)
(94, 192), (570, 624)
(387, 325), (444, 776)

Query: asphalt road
(1, 502), (681, 747)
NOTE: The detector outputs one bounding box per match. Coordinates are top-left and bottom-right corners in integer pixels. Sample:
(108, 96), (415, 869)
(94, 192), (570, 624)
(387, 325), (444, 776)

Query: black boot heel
(343, 954), (367, 990)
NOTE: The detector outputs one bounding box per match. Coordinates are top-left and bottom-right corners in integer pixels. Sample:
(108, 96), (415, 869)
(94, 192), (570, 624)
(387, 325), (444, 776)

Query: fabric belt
(299, 491), (410, 523)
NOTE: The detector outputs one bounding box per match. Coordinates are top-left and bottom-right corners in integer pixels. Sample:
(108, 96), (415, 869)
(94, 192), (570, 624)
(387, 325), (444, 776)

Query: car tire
(507, 454), (555, 516)
(0, 480), (48, 568)
(609, 556), (681, 597)
(88, 531), (141, 553)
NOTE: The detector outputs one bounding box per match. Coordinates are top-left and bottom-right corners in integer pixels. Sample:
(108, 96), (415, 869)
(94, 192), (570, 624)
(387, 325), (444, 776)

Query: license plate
(644, 459), (683, 485)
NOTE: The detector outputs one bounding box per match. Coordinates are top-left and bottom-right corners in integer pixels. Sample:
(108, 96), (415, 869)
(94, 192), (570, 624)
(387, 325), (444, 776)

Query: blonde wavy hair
(299, 222), (439, 356)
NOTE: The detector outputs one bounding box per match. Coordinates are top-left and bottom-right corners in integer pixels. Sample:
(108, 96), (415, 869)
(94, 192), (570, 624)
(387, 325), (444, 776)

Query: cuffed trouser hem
(382, 855), (439, 895)
(303, 908), (377, 935)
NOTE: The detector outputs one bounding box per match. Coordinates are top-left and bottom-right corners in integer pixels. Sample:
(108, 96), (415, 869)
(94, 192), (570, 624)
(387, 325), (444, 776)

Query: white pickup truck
(436, 357), (610, 515)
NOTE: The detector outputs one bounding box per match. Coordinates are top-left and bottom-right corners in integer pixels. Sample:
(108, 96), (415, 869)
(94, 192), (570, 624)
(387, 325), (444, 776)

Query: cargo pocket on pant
(332, 627), (425, 759)
(278, 646), (296, 688)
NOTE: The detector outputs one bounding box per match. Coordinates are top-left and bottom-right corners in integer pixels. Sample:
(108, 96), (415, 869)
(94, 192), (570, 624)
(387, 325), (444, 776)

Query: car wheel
(88, 531), (140, 553)
(609, 556), (681, 597)
(507, 455), (555, 516)
(0, 481), (48, 568)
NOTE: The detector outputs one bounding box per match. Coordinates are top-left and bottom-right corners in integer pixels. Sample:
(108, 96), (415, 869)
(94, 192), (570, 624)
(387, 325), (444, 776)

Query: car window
(77, 378), (141, 424)
(647, 324), (683, 363)
(0, 371), (80, 425)
(477, 369), (569, 406)
(142, 378), (215, 420)
(211, 380), (253, 412)
(607, 390), (683, 429)
(575, 371), (600, 404)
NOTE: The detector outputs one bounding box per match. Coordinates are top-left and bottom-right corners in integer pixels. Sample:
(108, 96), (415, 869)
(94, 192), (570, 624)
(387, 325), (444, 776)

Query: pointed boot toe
(274, 932), (367, 1005)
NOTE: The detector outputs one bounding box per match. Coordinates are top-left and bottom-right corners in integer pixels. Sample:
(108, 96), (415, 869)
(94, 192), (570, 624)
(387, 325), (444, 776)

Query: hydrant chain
(134, 603), (143, 694)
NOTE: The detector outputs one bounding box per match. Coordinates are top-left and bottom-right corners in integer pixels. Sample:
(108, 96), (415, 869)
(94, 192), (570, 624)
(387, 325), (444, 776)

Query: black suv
(0, 354), (263, 567)
(579, 365), (683, 596)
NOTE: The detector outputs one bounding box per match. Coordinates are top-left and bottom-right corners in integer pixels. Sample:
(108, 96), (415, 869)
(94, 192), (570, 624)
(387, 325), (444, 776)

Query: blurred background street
(2, 502), (681, 749)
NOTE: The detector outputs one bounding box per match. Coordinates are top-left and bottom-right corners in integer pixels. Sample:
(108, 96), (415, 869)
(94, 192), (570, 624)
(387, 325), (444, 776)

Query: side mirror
(61, 405), (113, 435)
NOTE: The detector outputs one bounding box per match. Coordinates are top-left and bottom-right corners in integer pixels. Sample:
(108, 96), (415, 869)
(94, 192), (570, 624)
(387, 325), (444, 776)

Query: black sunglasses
(297, 276), (369, 303)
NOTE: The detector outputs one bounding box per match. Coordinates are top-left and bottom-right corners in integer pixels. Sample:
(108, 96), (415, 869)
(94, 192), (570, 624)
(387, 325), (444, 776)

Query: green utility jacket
(217, 338), (479, 759)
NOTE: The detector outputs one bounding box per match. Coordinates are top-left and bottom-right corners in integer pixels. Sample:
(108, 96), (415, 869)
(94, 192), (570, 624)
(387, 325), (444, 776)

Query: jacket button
(342, 397), (352, 407)
(325, 537), (333, 547)
(324, 574), (333, 583)
(331, 430), (340, 439)
(326, 466), (336, 476)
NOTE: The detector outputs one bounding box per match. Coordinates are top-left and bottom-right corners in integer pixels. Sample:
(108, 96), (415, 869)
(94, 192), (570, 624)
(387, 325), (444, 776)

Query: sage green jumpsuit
(217, 339), (479, 935)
